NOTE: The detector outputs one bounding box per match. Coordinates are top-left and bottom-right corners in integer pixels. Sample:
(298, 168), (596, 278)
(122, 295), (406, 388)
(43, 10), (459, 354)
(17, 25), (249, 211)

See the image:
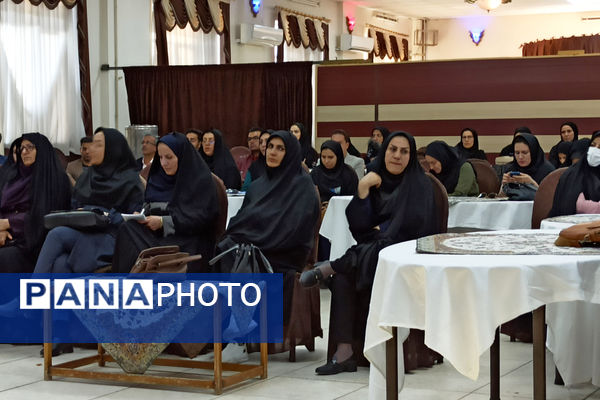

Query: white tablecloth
(364, 230), (600, 398)
(226, 195), (244, 227)
(541, 216), (600, 387)
(320, 196), (534, 260)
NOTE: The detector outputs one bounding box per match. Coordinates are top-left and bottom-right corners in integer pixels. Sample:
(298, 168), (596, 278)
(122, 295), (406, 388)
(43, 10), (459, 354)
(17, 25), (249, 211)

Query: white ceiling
(345, 0), (600, 19)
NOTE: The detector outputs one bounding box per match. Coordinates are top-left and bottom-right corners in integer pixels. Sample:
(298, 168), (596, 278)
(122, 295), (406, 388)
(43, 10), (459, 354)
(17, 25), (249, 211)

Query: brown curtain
(278, 11), (328, 62)
(2, 0), (92, 136)
(390, 35), (400, 61)
(402, 38), (409, 61)
(154, 0), (230, 65)
(287, 15), (302, 48)
(376, 31), (387, 60)
(523, 34), (600, 56)
(123, 63), (312, 146)
(322, 22), (329, 61)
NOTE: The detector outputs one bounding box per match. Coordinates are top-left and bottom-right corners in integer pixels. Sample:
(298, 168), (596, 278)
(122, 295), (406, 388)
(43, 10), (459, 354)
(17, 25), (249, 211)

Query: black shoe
(315, 358), (357, 375)
(299, 268), (324, 288)
(40, 343), (74, 358)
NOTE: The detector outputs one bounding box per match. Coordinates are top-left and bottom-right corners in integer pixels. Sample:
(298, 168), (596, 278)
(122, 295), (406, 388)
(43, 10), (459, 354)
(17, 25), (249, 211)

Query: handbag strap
(208, 244), (240, 266)
(250, 244), (274, 273)
(157, 254), (203, 269)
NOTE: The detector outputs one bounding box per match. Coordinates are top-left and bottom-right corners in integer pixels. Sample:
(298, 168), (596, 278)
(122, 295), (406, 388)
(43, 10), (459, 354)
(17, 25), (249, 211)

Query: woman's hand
(502, 172), (538, 187)
(357, 172), (382, 199)
(0, 231), (13, 247)
(0, 219), (10, 231)
(140, 216), (163, 231)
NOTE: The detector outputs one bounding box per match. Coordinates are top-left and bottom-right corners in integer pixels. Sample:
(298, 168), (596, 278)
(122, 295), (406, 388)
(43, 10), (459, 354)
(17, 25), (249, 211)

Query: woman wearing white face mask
(550, 130), (600, 215)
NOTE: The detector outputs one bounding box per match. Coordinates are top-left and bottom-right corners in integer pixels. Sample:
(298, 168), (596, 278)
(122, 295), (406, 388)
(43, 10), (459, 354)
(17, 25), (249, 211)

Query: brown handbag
(130, 245), (203, 273)
(555, 220), (600, 247)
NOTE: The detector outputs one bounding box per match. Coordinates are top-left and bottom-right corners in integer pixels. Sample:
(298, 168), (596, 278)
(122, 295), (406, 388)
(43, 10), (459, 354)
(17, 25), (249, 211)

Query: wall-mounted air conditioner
(240, 23), (284, 47)
(340, 34), (375, 52)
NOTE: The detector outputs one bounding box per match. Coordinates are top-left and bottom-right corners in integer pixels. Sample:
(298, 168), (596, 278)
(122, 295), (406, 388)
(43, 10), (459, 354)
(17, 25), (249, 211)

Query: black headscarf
(225, 130), (319, 255)
(361, 131), (438, 243)
(499, 126), (532, 157)
(502, 133), (554, 184)
(425, 141), (466, 193)
(74, 128), (143, 212)
(311, 140), (358, 202)
(291, 122), (318, 168)
(0, 133), (71, 254)
(549, 122), (579, 167)
(571, 138), (591, 163)
(146, 132), (219, 234)
(455, 128), (486, 160)
(556, 141), (573, 168)
(550, 131), (600, 216)
(367, 127), (390, 160)
(199, 129), (241, 190)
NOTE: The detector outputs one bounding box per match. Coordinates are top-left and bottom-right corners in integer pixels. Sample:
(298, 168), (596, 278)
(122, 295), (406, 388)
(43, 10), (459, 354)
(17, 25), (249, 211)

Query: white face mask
(587, 146), (600, 167)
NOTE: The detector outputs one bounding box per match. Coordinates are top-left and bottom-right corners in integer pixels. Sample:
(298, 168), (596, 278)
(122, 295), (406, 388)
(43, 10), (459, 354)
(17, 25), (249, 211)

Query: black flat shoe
(315, 358), (357, 375)
(299, 268), (324, 288)
(40, 343), (73, 358)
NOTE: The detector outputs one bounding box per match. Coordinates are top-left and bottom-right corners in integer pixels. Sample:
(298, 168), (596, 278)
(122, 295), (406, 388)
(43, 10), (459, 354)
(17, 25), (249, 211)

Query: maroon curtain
(0, 0), (78, 8)
(523, 34), (600, 56)
(322, 22), (329, 61)
(123, 63), (312, 146)
(220, 2), (231, 64)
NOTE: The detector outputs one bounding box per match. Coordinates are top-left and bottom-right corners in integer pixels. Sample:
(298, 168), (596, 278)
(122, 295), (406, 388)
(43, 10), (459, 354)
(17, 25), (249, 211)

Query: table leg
(386, 327), (398, 400)
(490, 328), (500, 400)
(533, 306), (546, 400)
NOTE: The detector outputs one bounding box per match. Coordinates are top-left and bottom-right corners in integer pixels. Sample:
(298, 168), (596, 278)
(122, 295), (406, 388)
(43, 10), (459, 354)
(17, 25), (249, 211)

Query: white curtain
(284, 45), (324, 62)
(0, 1), (85, 154)
(166, 24), (220, 65)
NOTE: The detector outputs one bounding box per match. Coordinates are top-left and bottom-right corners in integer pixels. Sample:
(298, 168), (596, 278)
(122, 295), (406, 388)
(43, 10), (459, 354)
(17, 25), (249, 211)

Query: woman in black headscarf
(0, 133), (71, 272)
(311, 141), (358, 202)
(302, 131), (440, 375)
(241, 130), (270, 191)
(199, 129), (241, 190)
(290, 122), (318, 168)
(425, 141), (479, 196)
(366, 127), (390, 162)
(550, 131), (600, 216)
(499, 126), (532, 157)
(112, 132), (219, 273)
(33, 128), (144, 273)
(218, 130), (320, 323)
(455, 128), (486, 160)
(556, 141), (573, 168)
(549, 122), (579, 168)
(500, 132), (555, 190)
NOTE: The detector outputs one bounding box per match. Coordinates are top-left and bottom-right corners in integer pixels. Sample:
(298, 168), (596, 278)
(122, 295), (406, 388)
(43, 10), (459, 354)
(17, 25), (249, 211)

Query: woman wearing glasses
(0, 133), (71, 272)
(199, 129), (241, 190)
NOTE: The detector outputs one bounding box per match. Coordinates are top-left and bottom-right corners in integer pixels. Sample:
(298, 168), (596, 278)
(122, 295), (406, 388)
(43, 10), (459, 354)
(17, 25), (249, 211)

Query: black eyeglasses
(477, 192), (497, 199)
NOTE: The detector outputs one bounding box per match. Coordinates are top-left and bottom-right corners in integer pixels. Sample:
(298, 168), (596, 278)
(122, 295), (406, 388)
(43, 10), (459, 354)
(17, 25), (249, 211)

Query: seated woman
(33, 128), (144, 273)
(425, 141), (479, 196)
(550, 131), (600, 216)
(548, 122), (578, 168)
(112, 132), (219, 273)
(499, 126), (532, 157)
(366, 127), (390, 162)
(301, 131), (440, 375)
(290, 122), (318, 168)
(199, 129), (241, 190)
(455, 128), (486, 160)
(556, 141), (573, 168)
(0, 133), (71, 272)
(218, 130), (320, 324)
(241, 130), (270, 191)
(499, 133), (554, 198)
(311, 140), (358, 202)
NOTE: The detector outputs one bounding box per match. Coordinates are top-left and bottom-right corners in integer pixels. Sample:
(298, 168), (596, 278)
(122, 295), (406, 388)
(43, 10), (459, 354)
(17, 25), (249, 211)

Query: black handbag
(209, 243), (273, 274)
(43, 210), (110, 231)
(502, 182), (537, 201)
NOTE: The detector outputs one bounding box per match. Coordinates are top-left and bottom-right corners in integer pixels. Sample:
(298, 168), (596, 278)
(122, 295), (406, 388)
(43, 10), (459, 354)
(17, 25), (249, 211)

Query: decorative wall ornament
(346, 16), (355, 34)
(469, 29), (484, 45)
(249, 0), (260, 17)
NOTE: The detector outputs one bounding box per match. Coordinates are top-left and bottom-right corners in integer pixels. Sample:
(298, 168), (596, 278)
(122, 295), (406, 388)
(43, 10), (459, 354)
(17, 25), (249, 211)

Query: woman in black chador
(301, 131), (439, 375)
(113, 132), (219, 273)
(0, 133), (71, 272)
(199, 129), (241, 190)
(311, 140), (358, 202)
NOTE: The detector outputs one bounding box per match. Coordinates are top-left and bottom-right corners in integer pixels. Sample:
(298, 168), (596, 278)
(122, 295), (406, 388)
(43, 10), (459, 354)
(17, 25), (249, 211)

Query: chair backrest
(468, 158), (500, 194)
(426, 172), (449, 234)
(212, 173), (228, 241)
(230, 146), (251, 169)
(531, 167), (567, 229)
(54, 147), (68, 170)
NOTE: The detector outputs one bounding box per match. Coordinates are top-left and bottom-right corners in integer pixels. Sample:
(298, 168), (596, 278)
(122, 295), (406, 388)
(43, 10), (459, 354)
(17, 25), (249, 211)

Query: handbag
(555, 220), (600, 247)
(209, 243), (273, 274)
(43, 210), (110, 231)
(502, 182), (538, 201)
(130, 245), (203, 274)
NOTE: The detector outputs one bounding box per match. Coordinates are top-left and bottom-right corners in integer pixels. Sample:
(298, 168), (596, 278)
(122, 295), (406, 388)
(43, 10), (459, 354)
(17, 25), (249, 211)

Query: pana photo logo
(20, 279), (262, 310)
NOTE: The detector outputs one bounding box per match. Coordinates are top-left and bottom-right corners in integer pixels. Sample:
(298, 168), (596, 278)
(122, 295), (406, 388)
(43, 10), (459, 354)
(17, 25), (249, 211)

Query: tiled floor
(0, 289), (598, 399)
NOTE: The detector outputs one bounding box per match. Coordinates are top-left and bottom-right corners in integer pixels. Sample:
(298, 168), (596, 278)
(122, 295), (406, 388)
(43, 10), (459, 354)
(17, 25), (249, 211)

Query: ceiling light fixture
(465, 0), (511, 12)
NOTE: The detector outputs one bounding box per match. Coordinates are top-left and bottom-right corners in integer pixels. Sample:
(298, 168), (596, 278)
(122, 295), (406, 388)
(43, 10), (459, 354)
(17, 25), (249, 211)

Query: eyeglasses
(248, 136), (260, 142)
(477, 192), (498, 199)
(20, 144), (36, 153)
(202, 140), (215, 145)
